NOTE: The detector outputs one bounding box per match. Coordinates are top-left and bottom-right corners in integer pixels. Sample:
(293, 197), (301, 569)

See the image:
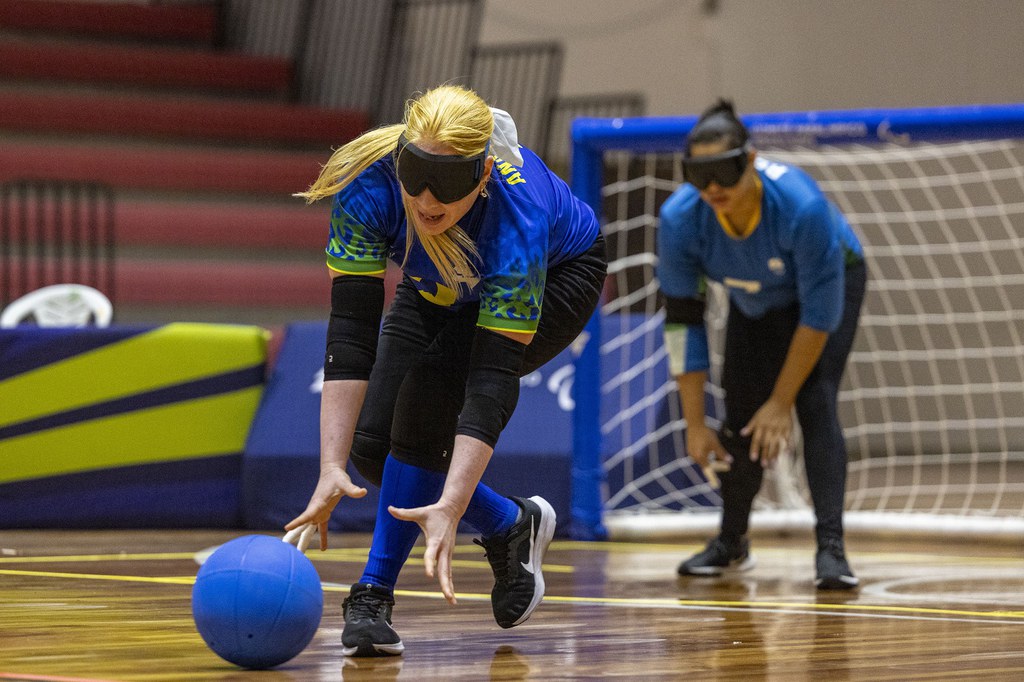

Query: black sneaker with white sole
(815, 538), (859, 590)
(475, 495), (556, 629)
(341, 583), (404, 657)
(677, 535), (756, 576)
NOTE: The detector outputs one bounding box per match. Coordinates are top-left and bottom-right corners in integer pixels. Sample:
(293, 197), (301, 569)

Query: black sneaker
(677, 536), (756, 576)
(341, 583), (404, 657)
(815, 538), (859, 590)
(475, 495), (556, 629)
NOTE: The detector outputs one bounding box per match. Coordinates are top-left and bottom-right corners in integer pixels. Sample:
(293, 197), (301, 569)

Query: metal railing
(544, 92), (646, 174)
(468, 41), (563, 153)
(214, 0), (640, 173)
(374, 0), (484, 124)
(219, 0), (483, 120)
(1, 180), (116, 307)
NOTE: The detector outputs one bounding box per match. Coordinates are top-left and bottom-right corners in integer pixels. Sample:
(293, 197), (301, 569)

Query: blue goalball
(191, 534), (324, 669)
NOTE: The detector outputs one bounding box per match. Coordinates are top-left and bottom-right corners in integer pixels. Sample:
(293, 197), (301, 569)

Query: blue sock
(462, 482), (520, 538)
(360, 457), (446, 591)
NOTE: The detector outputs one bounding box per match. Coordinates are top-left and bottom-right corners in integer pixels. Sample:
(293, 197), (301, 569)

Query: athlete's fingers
(423, 537), (438, 579)
(437, 543), (456, 605)
(748, 427), (763, 461)
(342, 483), (369, 499)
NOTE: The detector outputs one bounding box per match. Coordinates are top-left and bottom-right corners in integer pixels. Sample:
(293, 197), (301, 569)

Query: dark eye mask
(681, 146), (750, 190)
(393, 134), (486, 203)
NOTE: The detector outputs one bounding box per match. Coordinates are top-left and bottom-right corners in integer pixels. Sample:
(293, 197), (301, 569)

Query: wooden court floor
(0, 529), (1022, 681)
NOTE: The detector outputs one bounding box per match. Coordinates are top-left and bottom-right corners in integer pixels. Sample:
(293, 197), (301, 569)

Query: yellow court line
(550, 540), (705, 552)
(4, 542), (1014, 589)
(0, 672), (123, 682)
(400, 557), (575, 574)
(539, 594), (1024, 620)
(0, 548), (577, 574)
(3, 540), (1014, 578)
(2, 541), (1016, 565)
(0, 552), (199, 563)
(548, 540), (1024, 566)
(4, 568), (1022, 622)
(0, 568), (195, 586)
(0, 550), (367, 564)
(320, 545), (576, 573)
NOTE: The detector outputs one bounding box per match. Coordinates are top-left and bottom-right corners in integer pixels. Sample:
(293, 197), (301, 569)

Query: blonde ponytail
(297, 124), (405, 202)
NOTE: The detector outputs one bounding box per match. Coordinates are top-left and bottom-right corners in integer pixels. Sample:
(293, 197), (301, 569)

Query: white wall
(480, 0), (1024, 116)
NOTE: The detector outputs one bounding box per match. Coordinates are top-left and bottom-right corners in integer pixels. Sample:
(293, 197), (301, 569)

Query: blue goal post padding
(567, 101), (1024, 540)
(572, 102), (1024, 154)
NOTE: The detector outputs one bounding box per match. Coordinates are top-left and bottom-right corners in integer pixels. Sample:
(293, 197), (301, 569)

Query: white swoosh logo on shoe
(520, 518), (536, 574)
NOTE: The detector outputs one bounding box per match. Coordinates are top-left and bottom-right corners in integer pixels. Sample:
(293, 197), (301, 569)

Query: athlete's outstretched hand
(388, 500), (462, 605)
(285, 466), (367, 551)
(742, 397), (793, 468)
(685, 423), (733, 470)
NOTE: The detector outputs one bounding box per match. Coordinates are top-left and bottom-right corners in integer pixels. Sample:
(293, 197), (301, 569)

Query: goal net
(568, 104), (1024, 541)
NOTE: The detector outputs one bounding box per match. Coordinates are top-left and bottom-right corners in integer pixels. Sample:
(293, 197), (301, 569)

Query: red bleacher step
(0, 138), (324, 195)
(114, 258), (328, 307)
(0, 36), (292, 96)
(0, 88), (368, 147)
(108, 258), (402, 307)
(0, 191), (326, 250)
(0, 0), (219, 45)
(4, 256), (319, 307)
(115, 198), (328, 251)
(5, 256), (403, 307)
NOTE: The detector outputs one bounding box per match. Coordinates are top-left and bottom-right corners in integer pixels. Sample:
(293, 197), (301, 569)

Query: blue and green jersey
(325, 146), (599, 334)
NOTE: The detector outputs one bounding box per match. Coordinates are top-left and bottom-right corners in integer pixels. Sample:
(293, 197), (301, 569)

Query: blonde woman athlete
(285, 85), (606, 656)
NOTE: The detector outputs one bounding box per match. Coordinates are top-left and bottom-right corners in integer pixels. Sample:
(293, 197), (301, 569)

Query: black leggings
(716, 260), (867, 544)
(349, 235), (607, 485)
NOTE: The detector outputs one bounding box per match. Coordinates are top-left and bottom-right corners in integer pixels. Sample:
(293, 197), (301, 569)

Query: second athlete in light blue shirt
(657, 99), (866, 592)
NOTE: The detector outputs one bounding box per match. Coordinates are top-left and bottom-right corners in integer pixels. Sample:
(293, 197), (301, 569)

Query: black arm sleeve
(664, 294), (706, 326)
(456, 328), (527, 448)
(324, 275), (385, 381)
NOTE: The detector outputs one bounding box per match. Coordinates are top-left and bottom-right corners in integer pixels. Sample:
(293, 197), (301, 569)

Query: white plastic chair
(0, 284), (114, 328)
